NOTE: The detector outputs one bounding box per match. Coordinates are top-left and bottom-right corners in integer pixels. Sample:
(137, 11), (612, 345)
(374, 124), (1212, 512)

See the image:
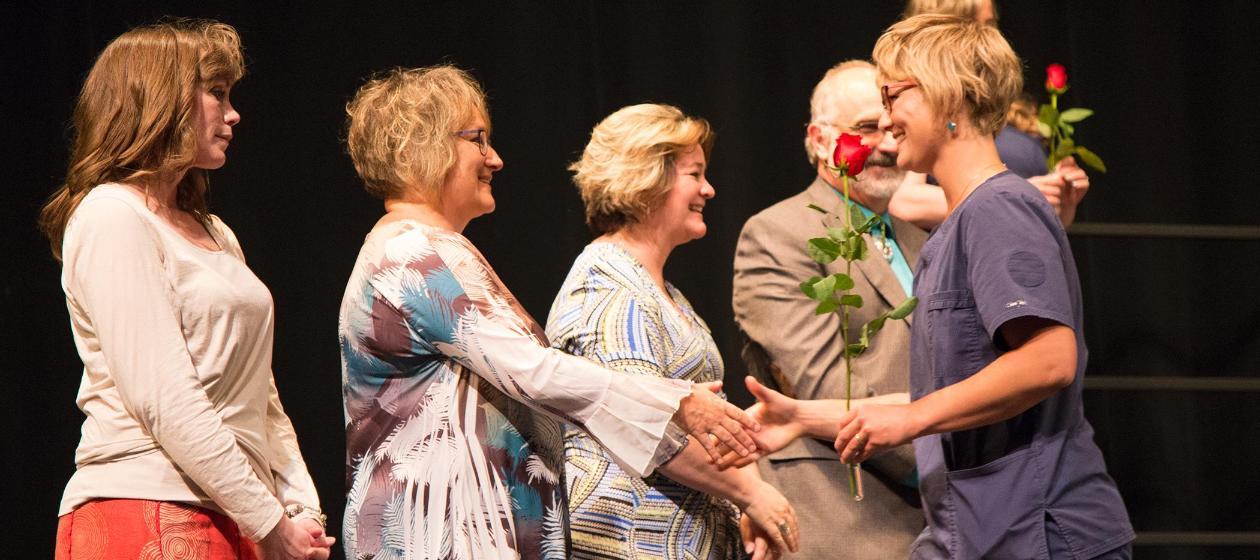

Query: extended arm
(888, 172), (948, 230)
(717, 376), (907, 466)
(894, 162), (1090, 230)
(835, 317), (1075, 462)
(392, 237), (756, 476)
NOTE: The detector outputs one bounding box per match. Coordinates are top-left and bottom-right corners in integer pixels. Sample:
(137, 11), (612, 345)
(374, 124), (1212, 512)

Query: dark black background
(5, 2), (1259, 558)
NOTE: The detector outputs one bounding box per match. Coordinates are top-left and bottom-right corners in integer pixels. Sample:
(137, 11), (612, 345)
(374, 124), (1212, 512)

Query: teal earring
(947, 121), (957, 133)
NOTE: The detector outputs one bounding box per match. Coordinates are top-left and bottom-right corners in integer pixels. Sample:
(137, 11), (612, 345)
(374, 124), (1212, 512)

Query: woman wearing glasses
(547, 104), (799, 560)
(830, 15), (1133, 558)
(890, 0), (1092, 231)
(338, 66), (763, 560)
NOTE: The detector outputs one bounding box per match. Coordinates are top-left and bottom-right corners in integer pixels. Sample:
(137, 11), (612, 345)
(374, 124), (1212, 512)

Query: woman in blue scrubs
(831, 14), (1134, 559)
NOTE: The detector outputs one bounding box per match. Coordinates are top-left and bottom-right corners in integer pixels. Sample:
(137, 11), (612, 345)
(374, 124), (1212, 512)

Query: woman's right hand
(258, 516), (331, 560)
(674, 381), (761, 462)
(739, 481), (800, 556)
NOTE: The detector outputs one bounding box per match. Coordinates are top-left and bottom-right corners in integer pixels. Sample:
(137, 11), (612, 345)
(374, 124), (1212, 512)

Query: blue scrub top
(908, 172), (1133, 559)
(996, 125), (1049, 179)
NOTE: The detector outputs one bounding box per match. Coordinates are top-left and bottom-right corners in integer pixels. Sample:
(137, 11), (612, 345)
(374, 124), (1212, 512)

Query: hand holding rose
(833, 404), (921, 465)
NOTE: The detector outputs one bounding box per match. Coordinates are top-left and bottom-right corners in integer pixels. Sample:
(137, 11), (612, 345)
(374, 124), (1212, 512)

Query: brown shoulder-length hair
(39, 19), (245, 260)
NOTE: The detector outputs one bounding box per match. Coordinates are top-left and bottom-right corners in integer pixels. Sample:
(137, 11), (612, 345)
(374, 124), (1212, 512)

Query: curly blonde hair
(39, 19), (245, 260)
(902, 0), (997, 22)
(569, 104), (713, 235)
(872, 13), (1022, 136)
(345, 65), (488, 201)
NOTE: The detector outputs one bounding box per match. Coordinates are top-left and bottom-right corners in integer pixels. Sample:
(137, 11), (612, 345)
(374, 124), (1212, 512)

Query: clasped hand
(258, 516), (335, 560)
(675, 380), (761, 462)
(738, 481), (800, 559)
(833, 404), (917, 465)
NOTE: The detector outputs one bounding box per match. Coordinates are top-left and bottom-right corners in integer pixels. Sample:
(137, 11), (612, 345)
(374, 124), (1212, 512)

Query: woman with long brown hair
(44, 19), (332, 560)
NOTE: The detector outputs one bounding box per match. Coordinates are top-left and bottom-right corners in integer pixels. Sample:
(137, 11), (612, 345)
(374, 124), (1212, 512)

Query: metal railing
(1068, 222), (1260, 240)
(1070, 221), (1260, 549)
(1135, 532), (1260, 547)
(1085, 376), (1260, 392)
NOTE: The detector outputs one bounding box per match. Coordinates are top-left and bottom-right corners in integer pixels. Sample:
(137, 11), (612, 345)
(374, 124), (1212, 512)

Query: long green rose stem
(1048, 91), (1060, 168)
(840, 172), (864, 502)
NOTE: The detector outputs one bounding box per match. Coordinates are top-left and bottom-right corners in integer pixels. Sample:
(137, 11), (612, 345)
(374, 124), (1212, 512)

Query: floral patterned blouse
(339, 221), (691, 560)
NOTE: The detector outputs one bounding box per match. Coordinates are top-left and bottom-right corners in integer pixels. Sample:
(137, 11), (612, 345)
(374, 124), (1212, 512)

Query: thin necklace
(957, 163), (1007, 202)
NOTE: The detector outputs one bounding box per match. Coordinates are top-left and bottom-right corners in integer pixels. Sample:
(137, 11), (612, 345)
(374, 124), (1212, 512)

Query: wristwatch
(284, 503), (327, 529)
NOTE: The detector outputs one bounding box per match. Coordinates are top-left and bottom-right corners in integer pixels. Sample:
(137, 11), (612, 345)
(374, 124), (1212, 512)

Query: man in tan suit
(732, 60), (926, 559)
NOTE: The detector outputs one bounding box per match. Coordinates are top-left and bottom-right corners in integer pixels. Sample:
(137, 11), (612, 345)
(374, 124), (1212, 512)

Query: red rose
(1045, 63), (1068, 91)
(833, 132), (873, 177)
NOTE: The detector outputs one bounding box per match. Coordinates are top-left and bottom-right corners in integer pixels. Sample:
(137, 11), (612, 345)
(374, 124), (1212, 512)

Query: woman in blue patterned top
(338, 67), (764, 560)
(547, 104), (800, 560)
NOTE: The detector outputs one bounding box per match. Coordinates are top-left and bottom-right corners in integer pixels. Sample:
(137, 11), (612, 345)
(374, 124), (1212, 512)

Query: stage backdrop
(5, 2), (1258, 559)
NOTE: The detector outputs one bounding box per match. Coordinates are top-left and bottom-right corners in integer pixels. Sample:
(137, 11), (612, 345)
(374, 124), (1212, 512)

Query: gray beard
(853, 151), (905, 202)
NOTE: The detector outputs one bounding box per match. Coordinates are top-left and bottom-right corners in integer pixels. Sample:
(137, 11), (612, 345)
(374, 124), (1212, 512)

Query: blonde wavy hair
(345, 65), (488, 201)
(569, 104), (713, 235)
(872, 13), (1022, 136)
(39, 19), (244, 260)
(1006, 91), (1042, 138)
(902, 0), (997, 22)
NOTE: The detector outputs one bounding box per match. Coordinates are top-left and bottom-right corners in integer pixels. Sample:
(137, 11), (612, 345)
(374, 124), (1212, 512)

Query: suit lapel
(851, 237), (908, 319)
(805, 179), (912, 317)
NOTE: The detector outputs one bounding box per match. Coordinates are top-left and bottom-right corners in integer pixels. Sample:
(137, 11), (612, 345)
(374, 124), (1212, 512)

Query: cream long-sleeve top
(57, 184), (319, 542)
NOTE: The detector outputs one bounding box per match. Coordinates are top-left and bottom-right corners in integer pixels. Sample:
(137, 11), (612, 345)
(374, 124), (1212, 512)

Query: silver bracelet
(284, 503), (327, 529)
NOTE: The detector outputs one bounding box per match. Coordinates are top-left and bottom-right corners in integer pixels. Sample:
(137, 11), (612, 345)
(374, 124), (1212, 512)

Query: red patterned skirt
(55, 499), (259, 560)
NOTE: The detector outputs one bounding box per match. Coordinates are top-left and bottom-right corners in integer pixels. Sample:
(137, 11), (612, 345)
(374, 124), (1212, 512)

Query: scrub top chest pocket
(924, 289), (994, 387)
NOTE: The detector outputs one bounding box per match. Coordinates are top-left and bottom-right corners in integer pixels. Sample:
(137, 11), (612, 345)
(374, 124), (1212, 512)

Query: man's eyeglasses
(453, 128), (490, 156)
(846, 121), (883, 137)
(813, 121), (883, 139)
(881, 81), (918, 113)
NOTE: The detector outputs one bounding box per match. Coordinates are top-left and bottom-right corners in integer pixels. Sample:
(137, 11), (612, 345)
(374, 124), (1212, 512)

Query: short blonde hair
(902, 0), (997, 22)
(804, 60), (875, 166)
(569, 104), (713, 235)
(872, 14), (1022, 136)
(345, 65), (488, 200)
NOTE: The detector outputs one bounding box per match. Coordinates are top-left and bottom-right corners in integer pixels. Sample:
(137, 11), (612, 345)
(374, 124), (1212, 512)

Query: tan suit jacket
(733, 177), (927, 559)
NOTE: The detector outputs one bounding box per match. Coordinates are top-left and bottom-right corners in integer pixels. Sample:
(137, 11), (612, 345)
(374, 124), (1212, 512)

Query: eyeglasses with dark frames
(452, 128), (490, 156)
(881, 81), (918, 113)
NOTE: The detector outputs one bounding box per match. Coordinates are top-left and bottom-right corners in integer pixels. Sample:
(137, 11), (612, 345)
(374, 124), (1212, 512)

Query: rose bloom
(1046, 63), (1068, 91)
(833, 132), (873, 176)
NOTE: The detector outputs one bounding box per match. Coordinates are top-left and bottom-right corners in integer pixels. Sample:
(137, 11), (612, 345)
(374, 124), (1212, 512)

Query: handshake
(701, 376), (912, 469)
(670, 376), (912, 559)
